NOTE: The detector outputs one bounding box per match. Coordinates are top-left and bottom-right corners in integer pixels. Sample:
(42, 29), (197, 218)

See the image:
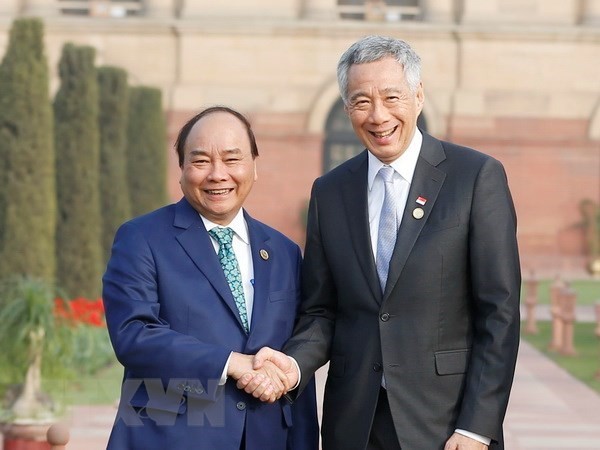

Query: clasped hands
(227, 347), (297, 403)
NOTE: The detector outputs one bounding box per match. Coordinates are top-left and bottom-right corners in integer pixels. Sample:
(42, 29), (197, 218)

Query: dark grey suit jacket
(285, 132), (521, 450)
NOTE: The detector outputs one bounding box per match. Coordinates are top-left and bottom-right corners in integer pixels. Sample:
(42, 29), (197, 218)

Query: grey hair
(337, 35), (421, 104)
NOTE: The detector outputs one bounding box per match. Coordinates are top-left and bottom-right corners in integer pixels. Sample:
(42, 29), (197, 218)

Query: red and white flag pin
(416, 196), (427, 206)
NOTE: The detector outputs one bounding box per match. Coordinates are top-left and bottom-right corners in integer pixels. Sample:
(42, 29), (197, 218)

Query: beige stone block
(462, 0), (579, 25)
(583, 0), (600, 24)
(453, 90), (486, 116)
(484, 91), (551, 117)
(422, 0), (456, 23)
(181, 0), (299, 19)
(0, 0), (19, 15)
(302, 0), (337, 20)
(460, 39), (600, 92)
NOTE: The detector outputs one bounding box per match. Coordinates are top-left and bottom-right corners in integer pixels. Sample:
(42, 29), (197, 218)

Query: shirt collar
(367, 128), (423, 190)
(200, 209), (250, 245)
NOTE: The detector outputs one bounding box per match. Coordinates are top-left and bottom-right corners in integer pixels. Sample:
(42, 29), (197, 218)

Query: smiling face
(179, 111), (257, 225)
(345, 56), (424, 164)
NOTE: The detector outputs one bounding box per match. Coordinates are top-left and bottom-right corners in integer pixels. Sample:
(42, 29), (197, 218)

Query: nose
(207, 160), (228, 181)
(368, 99), (390, 125)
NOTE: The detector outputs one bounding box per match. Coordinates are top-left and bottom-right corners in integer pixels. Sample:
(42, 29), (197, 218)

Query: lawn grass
(521, 278), (600, 306)
(521, 321), (600, 394)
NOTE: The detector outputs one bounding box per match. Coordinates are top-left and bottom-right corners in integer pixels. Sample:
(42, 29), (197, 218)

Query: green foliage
(97, 66), (131, 264)
(0, 18), (56, 282)
(54, 43), (102, 299)
(522, 321), (600, 394)
(126, 86), (169, 217)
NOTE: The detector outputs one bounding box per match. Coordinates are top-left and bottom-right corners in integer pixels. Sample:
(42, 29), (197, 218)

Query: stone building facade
(1, 0), (599, 276)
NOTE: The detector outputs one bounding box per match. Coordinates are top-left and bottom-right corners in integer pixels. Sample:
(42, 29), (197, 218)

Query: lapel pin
(260, 249), (269, 260)
(413, 207), (425, 220)
(416, 196), (427, 206)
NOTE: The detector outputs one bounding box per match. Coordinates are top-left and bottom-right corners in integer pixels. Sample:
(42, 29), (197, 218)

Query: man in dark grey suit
(242, 35), (521, 450)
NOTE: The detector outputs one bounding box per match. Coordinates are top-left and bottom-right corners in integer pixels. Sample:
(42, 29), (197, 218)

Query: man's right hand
(240, 347), (300, 395)
(228, 352), (289, 403)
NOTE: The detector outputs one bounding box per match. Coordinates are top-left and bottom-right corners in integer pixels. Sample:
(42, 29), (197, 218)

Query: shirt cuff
(455, 429), (491, 446)
(219, 352), (233, 385)
(289, 356), (301, 390)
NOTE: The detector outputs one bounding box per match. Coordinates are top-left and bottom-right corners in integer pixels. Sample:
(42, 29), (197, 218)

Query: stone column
(548, 276), (565, 351)
(144, 0), (174, 18)
(559, 287), (577, 356)
(303, 0), (338, 20)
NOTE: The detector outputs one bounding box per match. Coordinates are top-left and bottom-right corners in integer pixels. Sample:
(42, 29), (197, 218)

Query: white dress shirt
(200, 209), (254, 385)
(367, 129), (422, 259)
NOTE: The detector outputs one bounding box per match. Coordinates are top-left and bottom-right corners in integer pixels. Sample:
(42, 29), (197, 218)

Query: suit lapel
(243, 212), (272, 341)
(173, 198), (247, 331)
(383, 134), (447, 300)
(341, 152), (382, 302)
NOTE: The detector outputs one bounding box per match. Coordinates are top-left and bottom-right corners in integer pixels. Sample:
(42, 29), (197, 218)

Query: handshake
(227, 347), (299, 403)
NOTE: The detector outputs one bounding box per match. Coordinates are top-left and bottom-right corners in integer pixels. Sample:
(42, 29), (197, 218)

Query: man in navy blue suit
(102, 106), (319, 450)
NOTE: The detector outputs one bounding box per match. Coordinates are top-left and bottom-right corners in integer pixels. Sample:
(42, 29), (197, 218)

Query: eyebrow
(348, 87), (402, 104)
(188, 147), (242, 157)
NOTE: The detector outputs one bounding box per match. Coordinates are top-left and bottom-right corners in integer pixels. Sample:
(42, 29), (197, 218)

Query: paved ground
(2, 307), (599, 449)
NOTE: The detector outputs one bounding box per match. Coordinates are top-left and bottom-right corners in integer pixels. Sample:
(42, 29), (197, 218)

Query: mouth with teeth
(370, 126), (397, 140)
(206, 188), (233, 196)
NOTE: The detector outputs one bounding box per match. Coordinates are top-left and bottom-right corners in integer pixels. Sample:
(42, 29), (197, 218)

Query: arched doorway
(323, 98), (428, 173)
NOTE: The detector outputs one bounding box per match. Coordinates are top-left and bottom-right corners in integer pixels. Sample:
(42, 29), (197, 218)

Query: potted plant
(0, 276), (74, 447)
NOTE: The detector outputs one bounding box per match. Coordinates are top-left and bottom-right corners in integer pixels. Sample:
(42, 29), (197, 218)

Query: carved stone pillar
(559, 287), (577, 356)
(524, 274), (539, 335)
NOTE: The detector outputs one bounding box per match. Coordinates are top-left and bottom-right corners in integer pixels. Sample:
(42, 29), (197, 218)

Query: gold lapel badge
(412, 207), (425, 220)
(260, 249), (269, 260)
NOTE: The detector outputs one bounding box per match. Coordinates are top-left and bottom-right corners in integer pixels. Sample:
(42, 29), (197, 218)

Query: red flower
(53, 297), (106, 328)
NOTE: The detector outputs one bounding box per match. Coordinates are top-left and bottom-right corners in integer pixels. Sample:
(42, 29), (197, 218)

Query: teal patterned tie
(209, 227), (249, 333)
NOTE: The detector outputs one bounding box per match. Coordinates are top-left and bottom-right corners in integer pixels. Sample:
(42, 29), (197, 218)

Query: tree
(126, 86), (169, 216)
(54, 43), (102, 299)
(0, 18), (56, 283)
(97, 66), (131, 264)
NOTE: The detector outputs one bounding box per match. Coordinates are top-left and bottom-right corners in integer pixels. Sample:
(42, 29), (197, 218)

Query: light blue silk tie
(376, 166), (399, 294)
(208, 227), (249, 333)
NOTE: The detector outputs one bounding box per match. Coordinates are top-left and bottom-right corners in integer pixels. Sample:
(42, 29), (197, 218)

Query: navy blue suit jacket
(103, 198), (319, 450)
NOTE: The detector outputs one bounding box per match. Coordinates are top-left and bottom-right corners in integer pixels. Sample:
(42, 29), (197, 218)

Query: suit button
(236, 402), (246, 411)
(373, 363), (382, 372)
(380, 313), (390, 322)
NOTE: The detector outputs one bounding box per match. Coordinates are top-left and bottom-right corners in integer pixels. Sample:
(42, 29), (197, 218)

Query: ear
(415, 81), (425, 114)
(253, 159), (258, 182)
